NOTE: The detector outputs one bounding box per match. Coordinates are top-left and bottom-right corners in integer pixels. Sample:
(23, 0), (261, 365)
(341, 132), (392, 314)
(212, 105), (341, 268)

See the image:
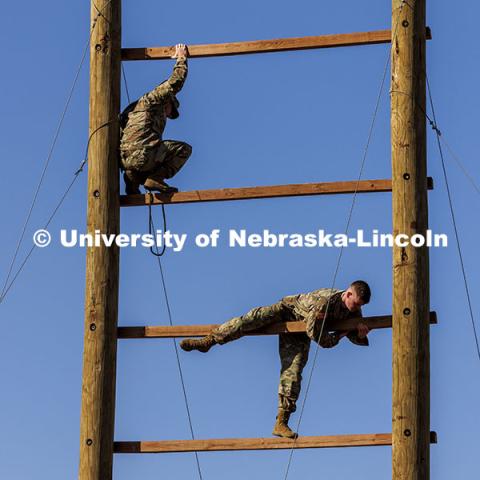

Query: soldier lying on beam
(181, 280), (371, 439)
(120, 43), (191, 194)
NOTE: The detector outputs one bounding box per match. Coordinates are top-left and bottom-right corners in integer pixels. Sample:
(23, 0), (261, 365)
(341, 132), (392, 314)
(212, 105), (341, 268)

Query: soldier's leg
(180, 302), (292, 352)
(212, 302), (292, 344)
(273, 333), (311, 438)
(154, 140), (192, 179)
(144, 140), (192, 193)
(120, 148), (155, 195)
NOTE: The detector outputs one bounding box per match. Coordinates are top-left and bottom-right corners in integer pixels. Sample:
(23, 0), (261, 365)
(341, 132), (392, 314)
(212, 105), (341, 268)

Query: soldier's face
(343, 289), (364, 312)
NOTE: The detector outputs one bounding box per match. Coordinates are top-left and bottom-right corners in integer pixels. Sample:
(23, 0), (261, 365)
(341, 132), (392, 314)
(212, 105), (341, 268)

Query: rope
(391, 70), (480, 363)
(440, 137), (480, 196)
(92, 1), (111, 25)
(122, 64), (132, 105)
(122, 60), (204, 478)
(0, 1), (112, 301)
(0, 176), (79, 303)
(149, 213), (204, 480)
(147, 193), (167, 257)
(0, 120), (116, 304)
(282, 2), (407, 477)
(425, 75), (480, 363)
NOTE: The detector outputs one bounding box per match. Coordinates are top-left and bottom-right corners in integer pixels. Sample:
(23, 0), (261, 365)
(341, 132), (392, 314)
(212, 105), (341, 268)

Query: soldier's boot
(144, 174), (179, 193)
(272, 408), (298, 439)
(180, 335), (217, 353)
(123, 170), (144, 195)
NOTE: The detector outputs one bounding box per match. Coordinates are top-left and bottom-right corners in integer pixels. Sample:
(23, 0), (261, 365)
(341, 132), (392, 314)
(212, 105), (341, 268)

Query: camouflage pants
(120, 140), (192, 179)
(211, 302), (311, 413)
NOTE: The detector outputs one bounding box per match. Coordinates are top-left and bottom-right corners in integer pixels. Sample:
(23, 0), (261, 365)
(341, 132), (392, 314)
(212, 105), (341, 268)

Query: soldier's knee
(180, 142), (192, 158)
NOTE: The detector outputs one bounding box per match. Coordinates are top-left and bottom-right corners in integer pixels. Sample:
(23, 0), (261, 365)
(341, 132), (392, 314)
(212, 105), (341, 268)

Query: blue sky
(1, 1), (479, 478)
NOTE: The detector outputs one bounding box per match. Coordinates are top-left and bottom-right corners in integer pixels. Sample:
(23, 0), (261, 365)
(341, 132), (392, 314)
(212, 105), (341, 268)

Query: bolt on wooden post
(391, 0), (430, 478)
(78, 1), (121, 479)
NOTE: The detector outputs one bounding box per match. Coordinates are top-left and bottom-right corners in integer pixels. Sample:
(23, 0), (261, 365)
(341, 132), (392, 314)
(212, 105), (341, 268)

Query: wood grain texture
(114, 432), (437, 453)
(79, 3), (121, 480)
(117, 312), (437, 339)
(120, 178), (434, 207)
(391, 1), (430, 478)
(121, 28), (431, 61)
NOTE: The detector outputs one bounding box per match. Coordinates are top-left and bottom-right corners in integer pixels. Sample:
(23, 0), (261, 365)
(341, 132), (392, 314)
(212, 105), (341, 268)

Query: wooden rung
(121, 28), (432, 61)
(114, 431), (437, 453)
(117, 312), (437, 339)
(120, 178), (434, 207)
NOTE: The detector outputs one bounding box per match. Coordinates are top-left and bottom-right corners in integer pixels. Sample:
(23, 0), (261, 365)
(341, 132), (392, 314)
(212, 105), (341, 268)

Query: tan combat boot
(180, 335), (217, 353)
(144, 175), (179, 193)
(272, 408), (298, 439)
(123, 170), (145, 195)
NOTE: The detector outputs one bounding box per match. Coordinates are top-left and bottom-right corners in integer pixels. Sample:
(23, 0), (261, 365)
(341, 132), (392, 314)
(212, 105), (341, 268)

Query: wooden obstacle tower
(79, 1), (435, 478)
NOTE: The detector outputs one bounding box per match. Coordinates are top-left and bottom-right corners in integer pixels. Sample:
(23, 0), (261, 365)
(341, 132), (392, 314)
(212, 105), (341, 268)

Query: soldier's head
(164, 94), (180, 119)
(342, 280), (371, 312)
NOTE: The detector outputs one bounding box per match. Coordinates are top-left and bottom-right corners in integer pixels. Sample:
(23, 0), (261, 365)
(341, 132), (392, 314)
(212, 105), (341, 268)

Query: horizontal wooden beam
(114, 431), (437, 453)
(120, 178), (434, 207)
(117, 311), (437, 339)
(121, 28), (432, 61)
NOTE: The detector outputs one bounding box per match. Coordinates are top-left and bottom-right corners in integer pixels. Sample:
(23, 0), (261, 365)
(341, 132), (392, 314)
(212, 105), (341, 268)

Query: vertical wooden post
(391, 0), (429, 479)
(79, 1), (121, 479)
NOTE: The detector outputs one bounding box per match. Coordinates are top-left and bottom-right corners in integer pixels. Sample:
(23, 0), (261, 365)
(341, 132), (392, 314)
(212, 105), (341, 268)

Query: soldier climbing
(120, 43), (191, 194)
(181, 280), (372, 439)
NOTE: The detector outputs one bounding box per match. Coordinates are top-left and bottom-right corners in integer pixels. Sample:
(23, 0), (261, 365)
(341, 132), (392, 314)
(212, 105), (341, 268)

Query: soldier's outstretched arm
(168, 43), (188, 93)
(147, 43), (188, 103)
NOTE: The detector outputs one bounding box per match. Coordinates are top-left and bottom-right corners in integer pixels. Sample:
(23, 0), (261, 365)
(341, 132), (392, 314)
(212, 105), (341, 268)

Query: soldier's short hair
(350, 280), (371, 304)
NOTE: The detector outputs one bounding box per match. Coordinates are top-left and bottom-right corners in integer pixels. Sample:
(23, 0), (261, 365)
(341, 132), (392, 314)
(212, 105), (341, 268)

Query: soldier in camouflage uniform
(120, 43), (191, 194)
(180, 280), (371, 438)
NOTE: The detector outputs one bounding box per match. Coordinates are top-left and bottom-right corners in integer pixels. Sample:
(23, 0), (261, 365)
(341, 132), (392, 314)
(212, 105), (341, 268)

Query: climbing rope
(122, 64), (132, 105)
(149, 212), (204, 480)
(122, 64), (204, 479)
(0, 1), (113, 303)
(147, 193), (168, 257)
(425, 74), (480, 363)
(389, 90), (480, 198)
(416, 77), (480, 196)
(0, 119), (116, 304)
(282, 2), (407, 477)
(389, 70), (479, 364)
(439, 137), (480, 196)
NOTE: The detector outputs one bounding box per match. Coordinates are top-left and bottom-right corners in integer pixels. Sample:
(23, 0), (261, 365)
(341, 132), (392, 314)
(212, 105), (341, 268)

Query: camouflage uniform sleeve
(305, 306), (341, 349)
(345, 309), (369, 346)
(145, 56), (188, 104)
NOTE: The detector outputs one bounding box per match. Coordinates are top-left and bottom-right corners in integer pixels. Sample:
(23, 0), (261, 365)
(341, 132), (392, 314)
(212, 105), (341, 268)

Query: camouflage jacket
(281, 288), (369, 348)
(120, 56), (188, 154)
